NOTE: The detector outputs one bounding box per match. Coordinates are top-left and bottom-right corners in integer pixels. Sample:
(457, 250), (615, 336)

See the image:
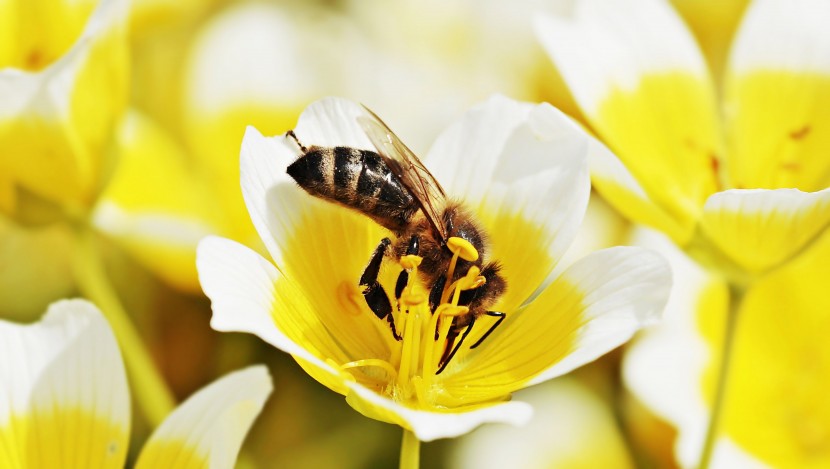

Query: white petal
(622, 228), (722, 468)
(425, 96), (591, 292)
(704, 438), (771, 469)
(136, 366), (272, 469)
(196, 236), (339, 379)
(239, 98), (376, 267)
(0, 299), (130, 466)
(728, 0), (830, 74)
(527, 246), (672, 386)
(535, 0), (708, 114)
(239, 126), (300, 266)
(294, 97), (376, 150)
(344, 382), (532, 442)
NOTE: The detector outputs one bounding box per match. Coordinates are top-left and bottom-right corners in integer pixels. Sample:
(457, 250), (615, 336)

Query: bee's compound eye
(447, 237), (479, 262)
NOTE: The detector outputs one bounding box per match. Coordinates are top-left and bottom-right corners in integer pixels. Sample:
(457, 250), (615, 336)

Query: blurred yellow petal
(723, 0), (830, 191)
(0, 0), (97, 71)
(537, 0), (723, 243)
(0, 0), (129, 214)
(671, 0), (751, 79)
(0, 300), (130, 468)
(588, 134), (692, 243)
(699, 188), (830, 274)
(625, 227), (830, 468)
(698, 232), (830, 468)
(128, 0), (211, 38)
(0, 217), (74, 321)
(451, 378), (636, 469)
(182, 2), (346, 245)
(136, 366), (272, 469)
(94, 110), (218, 292)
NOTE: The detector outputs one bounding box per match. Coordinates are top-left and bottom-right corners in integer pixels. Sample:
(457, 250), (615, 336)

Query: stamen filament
(341, 359), (399, 381)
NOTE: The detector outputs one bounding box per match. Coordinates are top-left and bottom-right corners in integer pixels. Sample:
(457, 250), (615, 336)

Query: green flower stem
(400, 429), (420, 469)
(72, 223), (175, 427)
(698, 282), (746, 469)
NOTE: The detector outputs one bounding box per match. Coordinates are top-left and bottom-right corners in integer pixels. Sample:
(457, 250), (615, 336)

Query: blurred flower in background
(537, 0), (830, 467)
(450, 377), (636, 469)
(13, 0), (806, 467)
(0, 299), (271, 467)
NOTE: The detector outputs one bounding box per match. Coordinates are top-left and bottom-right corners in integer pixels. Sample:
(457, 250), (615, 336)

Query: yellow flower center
(340, 237), (486, 409)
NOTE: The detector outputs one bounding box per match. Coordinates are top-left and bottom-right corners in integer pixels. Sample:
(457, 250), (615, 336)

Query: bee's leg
(285, 130), (307, 153)
(394, 235), (421, 301)
(428, 274), (446, 313)
(436, 317), (475, 375)
(469, 311), (505, 349)
(359, 238), (401, 340)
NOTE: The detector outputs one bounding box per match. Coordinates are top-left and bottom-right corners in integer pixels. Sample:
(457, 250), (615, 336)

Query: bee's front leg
(359, 238), (401, 340)
(470, 311), (505, 349)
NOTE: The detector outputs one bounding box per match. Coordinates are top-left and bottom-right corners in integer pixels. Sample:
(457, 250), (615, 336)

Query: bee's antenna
(285, 130), (307, 153)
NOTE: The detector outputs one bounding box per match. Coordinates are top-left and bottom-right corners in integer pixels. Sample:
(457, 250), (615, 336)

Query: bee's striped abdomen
(287, 146), (418, 234)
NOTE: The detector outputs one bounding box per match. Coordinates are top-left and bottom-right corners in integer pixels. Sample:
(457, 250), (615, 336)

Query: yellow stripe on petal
(136, 367), (271, 469)
(724, 71), (830, 191)
(0, 410), (127, 469)
(0, 300), (130, 468)
(277, 200), (396, 367)
(135, 441), (204, 469)
(595, 73), (722, 232)
(197, 236), (348, 396)
(438, 247), (670, 406)
(699, 188), (830, 274)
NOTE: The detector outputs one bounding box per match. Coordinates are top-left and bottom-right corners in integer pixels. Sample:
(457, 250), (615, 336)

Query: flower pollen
(339, 237), (487, 410)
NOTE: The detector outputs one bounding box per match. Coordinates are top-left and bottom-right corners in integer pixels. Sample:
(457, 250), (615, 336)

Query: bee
(286, 106), (506, 374)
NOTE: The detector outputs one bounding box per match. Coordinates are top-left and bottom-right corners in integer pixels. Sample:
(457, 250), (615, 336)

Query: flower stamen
(340, 240), (484, 409)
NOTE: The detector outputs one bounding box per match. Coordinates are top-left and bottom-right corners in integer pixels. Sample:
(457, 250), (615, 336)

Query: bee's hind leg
(470, 311), (505, 349)
(436, 317), (475, 375)
(359, 238), (401, 340)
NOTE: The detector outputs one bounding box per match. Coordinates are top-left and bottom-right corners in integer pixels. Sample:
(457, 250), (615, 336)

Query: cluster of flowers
(1, 0), (828, 467)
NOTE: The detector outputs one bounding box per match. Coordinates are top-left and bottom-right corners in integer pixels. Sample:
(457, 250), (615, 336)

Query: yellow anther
(400, 254), (423, 270)
(447, 237), (479, 262)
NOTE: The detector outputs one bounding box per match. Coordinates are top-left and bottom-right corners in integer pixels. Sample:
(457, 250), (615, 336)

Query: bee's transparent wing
(358, 105), (449, 242)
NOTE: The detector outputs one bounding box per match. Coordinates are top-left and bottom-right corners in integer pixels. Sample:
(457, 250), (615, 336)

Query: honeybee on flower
(197, 96), (671, 443)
